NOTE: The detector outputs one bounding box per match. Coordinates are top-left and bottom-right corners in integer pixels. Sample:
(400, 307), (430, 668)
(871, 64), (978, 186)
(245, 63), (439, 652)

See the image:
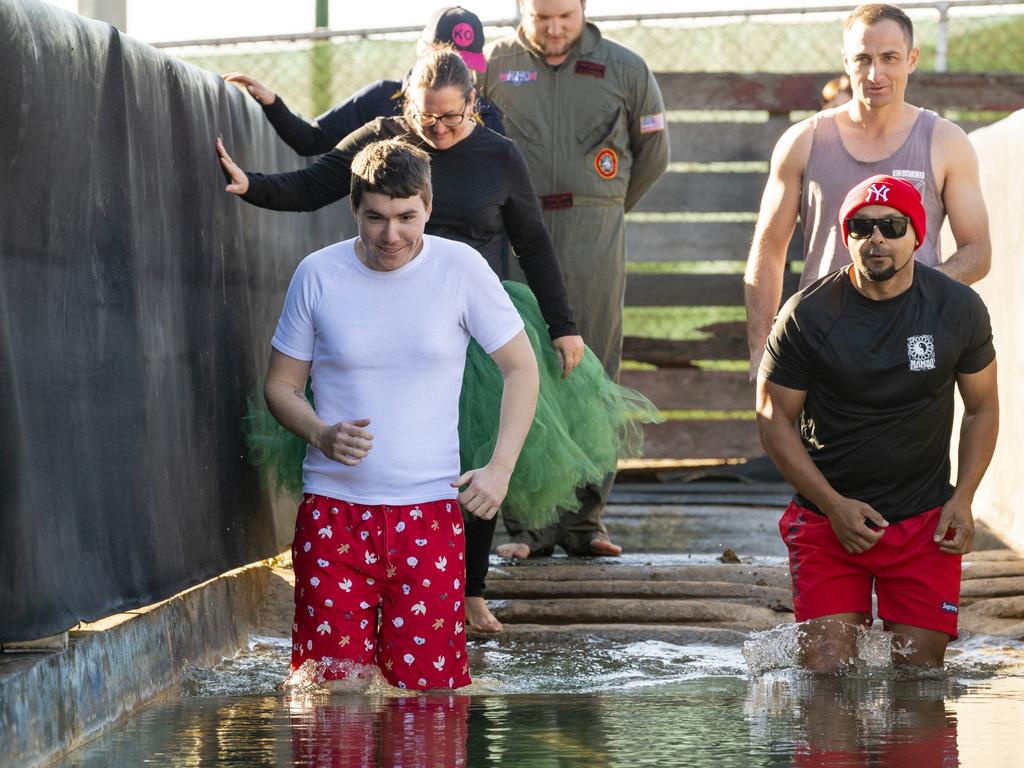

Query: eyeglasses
(846, 216), (910, 240)
(410, 100), (469, 128)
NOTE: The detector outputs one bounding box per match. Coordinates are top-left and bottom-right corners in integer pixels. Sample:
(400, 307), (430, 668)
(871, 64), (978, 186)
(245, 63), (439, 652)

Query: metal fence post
(936, 1), (950, 73)
(312, 0), (333, 116)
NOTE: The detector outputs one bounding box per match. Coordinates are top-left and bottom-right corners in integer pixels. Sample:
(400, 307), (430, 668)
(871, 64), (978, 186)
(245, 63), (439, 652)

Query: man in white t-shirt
(264, 139), (538, 691)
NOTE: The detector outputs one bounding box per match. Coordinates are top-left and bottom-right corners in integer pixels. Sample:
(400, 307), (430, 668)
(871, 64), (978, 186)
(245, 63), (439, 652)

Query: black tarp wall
(0, 0), (352, 642)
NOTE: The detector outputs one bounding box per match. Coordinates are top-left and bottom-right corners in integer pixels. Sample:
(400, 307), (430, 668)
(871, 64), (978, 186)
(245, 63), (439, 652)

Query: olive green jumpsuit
(482, 22), (669, 553)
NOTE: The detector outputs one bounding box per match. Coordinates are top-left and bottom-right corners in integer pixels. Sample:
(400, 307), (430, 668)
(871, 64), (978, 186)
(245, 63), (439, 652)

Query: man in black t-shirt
(757, 175), (998, 671)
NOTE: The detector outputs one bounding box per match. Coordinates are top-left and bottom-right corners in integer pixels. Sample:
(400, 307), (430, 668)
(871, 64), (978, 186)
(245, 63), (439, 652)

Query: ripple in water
(741, 621), (907, 675)
(742, 620), (1024, 678)
(182, 624), (1024, 700)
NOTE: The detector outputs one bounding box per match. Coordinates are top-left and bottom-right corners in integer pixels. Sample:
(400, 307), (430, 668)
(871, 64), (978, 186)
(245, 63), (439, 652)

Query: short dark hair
(350, 139), (432, 209)
(844, 4), (915, 49)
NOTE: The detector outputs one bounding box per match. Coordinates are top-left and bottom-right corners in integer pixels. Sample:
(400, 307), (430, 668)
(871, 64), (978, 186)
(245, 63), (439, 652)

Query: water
(56, 630), (1024, 767)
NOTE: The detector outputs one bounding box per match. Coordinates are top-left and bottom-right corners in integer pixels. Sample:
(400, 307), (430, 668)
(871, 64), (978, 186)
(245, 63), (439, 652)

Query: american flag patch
(640, 113), (666, 133)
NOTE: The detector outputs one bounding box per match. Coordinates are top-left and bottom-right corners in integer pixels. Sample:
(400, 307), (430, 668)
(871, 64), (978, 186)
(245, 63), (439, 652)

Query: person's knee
(886, 623), (950, 667)
(798, 615), (870, 672)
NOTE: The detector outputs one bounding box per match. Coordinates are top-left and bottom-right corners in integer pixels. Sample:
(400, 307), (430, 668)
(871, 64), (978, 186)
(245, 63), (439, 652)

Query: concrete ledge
(0, 556), (281, 768)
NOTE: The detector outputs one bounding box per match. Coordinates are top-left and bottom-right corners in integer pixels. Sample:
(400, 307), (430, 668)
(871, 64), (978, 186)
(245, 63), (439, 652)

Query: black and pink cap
(421, 6), (486, 72)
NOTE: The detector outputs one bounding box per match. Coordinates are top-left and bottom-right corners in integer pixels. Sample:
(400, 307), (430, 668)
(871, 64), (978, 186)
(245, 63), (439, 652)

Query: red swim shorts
(291, 494), (472, 690)
(779, 501), (962, 638)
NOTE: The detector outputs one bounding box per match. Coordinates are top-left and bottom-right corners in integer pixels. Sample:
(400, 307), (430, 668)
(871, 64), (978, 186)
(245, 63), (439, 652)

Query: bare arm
(932, 120), (991, 285)
(756, 377), (887, 553)
(933, 360), (999, 553)
(263, 349), (373, 466)
(452, 331), (539, 519)
(744, 121), (812, 381)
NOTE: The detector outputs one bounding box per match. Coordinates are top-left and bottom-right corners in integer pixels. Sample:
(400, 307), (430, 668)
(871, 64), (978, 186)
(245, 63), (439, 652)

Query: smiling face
(407, 85), (476, 150)
(842, 19), (919, 110)
(352, 191), (431, 272)
(519, 0), (586, 65)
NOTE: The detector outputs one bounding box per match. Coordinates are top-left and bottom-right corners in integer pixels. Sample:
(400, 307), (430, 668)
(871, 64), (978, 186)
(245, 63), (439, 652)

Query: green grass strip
(666, 161), (768, 174)
(624, 306), (745, 340)
(619, 360), (659, 371)
(626, 260), (746, 275)
(626, 211), (758, 223)
(657, 409), (755, 421)
(690, 360), (749, 372)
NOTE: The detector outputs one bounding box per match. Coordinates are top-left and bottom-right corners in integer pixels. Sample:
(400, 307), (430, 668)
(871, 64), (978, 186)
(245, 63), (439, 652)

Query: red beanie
(839, 175), (926, 250)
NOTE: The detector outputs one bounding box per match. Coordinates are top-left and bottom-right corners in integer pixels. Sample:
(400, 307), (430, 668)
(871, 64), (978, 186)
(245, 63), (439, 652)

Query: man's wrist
(948, 486), (976, 506)
(485, 459), (516, 476)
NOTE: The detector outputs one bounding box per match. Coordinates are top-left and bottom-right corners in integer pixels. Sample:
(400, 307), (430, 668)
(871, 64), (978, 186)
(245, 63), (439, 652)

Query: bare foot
(496, 542), (531, 560)
(589, 539), (622, 556)
(465, 596), (503, 633)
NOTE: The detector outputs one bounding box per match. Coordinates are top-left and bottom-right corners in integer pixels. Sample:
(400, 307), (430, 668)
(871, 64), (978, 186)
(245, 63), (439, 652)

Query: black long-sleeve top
(261, 79), (506, 157)
(242, 117), (577, 338)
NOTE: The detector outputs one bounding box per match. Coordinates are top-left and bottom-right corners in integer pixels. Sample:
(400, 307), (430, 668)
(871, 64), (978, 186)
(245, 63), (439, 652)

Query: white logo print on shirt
(907, 335), (936, 371)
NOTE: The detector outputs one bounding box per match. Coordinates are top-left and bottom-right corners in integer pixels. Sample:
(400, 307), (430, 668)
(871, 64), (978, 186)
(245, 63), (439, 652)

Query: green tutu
(458, 281), (662, 527)
(244, 281), (663, 528)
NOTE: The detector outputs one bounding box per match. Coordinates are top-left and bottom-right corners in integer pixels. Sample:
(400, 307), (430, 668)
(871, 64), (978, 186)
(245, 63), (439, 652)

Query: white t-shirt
(272, 235), (524, 505)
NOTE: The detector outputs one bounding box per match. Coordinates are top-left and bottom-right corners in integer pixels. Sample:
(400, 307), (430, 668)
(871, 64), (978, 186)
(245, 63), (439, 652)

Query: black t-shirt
(242, 117), (576, 338)
(761, 265), (995, 521)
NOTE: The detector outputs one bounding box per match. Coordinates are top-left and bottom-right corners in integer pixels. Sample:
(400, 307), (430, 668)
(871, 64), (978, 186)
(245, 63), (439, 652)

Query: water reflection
(56, 636), (1024, 767)
(746, 673), (960, 766)
(288, 693), (469, 767)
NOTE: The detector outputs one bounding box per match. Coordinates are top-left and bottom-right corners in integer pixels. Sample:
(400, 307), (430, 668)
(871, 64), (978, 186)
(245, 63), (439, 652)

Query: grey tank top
(800, 108), (944, 288)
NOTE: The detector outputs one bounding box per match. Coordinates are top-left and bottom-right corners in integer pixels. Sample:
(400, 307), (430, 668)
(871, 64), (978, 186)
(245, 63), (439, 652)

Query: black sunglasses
(846, 216), (910, 240)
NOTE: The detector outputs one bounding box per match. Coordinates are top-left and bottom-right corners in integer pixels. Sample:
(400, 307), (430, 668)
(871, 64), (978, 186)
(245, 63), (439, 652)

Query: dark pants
(502, 473), (615, 556)
(464, 513), (496, 598)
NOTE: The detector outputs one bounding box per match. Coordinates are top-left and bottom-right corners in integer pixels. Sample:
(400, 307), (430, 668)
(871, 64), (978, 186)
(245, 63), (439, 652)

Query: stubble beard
(527, 29), (582, 59)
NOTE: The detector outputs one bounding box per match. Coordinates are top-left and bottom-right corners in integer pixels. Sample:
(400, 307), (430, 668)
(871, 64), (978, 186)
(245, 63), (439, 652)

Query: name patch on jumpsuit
(575, 60), (606, 78)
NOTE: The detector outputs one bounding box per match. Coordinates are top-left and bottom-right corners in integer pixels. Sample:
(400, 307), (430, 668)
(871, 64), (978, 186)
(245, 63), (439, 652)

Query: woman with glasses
(218, 48), (658, 635)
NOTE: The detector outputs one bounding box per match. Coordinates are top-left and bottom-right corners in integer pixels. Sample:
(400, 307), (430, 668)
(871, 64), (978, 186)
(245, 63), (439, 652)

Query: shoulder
(350, 79), (402, 100)
(915, 263), (984, 307)
(593, 33), (652, 76)
(298, 240), (352, 272)
(929, 110), (972, 148)
(484, 33), (525, 62)
(930, 113), (977, 171)
(423, 235), (495, 284)
(770, 115), (816, 172)
(463, 126), (519, 162)
(423, 235), (485, 266)
(288, 241), (354, 297)
(782, 271), (848, 322)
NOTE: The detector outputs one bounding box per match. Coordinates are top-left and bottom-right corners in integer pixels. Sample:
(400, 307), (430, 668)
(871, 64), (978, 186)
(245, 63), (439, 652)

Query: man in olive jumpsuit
(483, 0), (669, 557)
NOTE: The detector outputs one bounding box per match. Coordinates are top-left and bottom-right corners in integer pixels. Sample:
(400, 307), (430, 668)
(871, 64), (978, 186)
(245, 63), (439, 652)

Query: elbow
(976, 244), (993, 282)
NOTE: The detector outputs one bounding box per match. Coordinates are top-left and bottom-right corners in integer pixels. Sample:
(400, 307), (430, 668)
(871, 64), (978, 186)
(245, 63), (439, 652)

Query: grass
(624, 306), (745, 341)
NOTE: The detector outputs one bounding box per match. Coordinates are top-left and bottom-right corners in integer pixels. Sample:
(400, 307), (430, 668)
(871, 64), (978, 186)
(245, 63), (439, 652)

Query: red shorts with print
(291, 494), (471, 690)
(779, 502), (962, 638)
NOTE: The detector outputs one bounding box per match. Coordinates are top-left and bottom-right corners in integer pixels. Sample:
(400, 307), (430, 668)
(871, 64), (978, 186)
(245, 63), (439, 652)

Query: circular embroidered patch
(594, 148), (618, 179)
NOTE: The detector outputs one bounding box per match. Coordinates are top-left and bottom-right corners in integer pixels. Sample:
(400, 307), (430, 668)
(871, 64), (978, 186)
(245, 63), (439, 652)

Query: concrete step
(487, 562), (792, 590)
(485, 578), (792, 612)
(490, 597), (787, 632)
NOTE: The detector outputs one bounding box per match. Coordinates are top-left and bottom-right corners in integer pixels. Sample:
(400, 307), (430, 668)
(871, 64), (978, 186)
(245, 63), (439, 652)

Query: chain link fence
(156, 2), (1024, 120)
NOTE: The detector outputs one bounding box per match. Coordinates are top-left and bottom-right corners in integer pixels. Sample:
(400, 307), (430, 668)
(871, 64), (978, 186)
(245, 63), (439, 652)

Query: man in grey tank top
(744, 3), (991, 381)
